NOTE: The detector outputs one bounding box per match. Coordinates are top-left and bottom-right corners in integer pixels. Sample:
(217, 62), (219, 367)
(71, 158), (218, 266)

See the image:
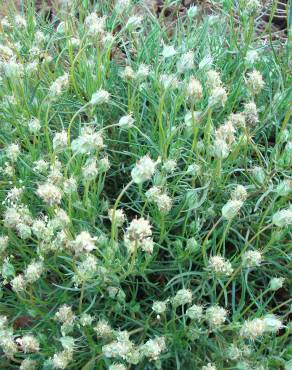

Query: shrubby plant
(0, 0), (291, 369)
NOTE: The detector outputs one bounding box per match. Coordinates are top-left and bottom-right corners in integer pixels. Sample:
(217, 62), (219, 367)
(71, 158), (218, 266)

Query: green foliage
(0, 1), (291, 369)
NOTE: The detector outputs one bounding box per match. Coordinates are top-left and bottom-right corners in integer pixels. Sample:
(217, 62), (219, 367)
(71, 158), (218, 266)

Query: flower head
(246, 70), (265, 95)
(131, 155), (158, 184)
(125, 217), (152, 242)
(108, 208), (126, 227)
(70, 231), (96, 254)
(263, 314), (283, 333)
(126, 15), (143, 30)
(161, 45), (176, 58)
(231, 185), (247, 201)
(109, 364), (127, 370)
(206, 306), (227, 327)
(36, 182), (62, 205)
(53, 131), (68, 151)
(177, 51), (194, 73)
(6, 143), (20, 162)
(20, 359), (37, 370)
(141, 336), (166, 361)
(0, 236), (9, 253)
(186, 304), (204, 320)
(63, 177), (77, 194)
(245, 0), (261, 15)
(172, 289), (192, 307)
(272, 208), (292, 227)
(269, 277), (285, 291)
(244, 101), (258, 125)
(49, 73), (69, 98)
(213, 138), (230, 159)
(242, 250), (262, 268)
(206, 70), (222, 89)
(71, 127), (104, 154)
(152, 300), (168, 314)
(124, 217), (154, 254)
(275, 179), (292, 197)
(51, 349), (73, 369)
(240, 318), (265, 339)
(28, 118), (41, 134)
(208, 86), (227, 107)
(73, 254), (97, 284)
(11, 274), (26, 292)
(55, 305), (75, 325)
(136, 64), (149, 80)
(80, 313), (94, 327)
(202, 364), (217, 370)
(24, 260), (44, 283)
(222, 199), (243, 220)
(85, 13), (106, 37)
(118, 114), (134, 129)
(16, 335), (40, 353)
(245, 50), (259, 65)
(102, 331), (134, 359)
(90, 89), (110, 105)
(120, 66), (135, 81)
(208, 255), (233, 276)
(162, 159), (177, 173)
(186, 77), (203, 102)
(115, 0), (131, 14)
(159, 74), (179, 90)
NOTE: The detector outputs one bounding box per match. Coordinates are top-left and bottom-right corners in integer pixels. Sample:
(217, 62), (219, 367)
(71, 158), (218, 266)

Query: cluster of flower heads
(0, 315), (40, 363)
(0, 0), (291, 369)
(102, 330), (166, 364)
(152, 289), (228, 328)
(52, 305), (166, 368)
(146, 186), (172, 214)
(123, 217), (154, 254)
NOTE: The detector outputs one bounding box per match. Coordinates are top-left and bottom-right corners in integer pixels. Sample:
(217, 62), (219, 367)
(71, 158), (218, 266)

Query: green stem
(157, 93), (167, 159)
(67, 102), (91, 145)
(202, 217), (222, 264)
(204, 108), (213, 161)
(217, 223), (273, 301)
(110, 179), (134, 242)
(159, 214), (165, 243)
(79, 282), (85, 314)
(44, 102), (52, 153)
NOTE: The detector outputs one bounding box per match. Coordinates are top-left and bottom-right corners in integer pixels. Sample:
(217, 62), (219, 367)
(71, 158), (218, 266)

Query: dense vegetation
(0, 1), (291, 369)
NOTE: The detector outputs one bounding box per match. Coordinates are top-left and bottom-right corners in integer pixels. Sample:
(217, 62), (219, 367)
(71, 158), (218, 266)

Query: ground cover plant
(0, 0), (291, 369)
